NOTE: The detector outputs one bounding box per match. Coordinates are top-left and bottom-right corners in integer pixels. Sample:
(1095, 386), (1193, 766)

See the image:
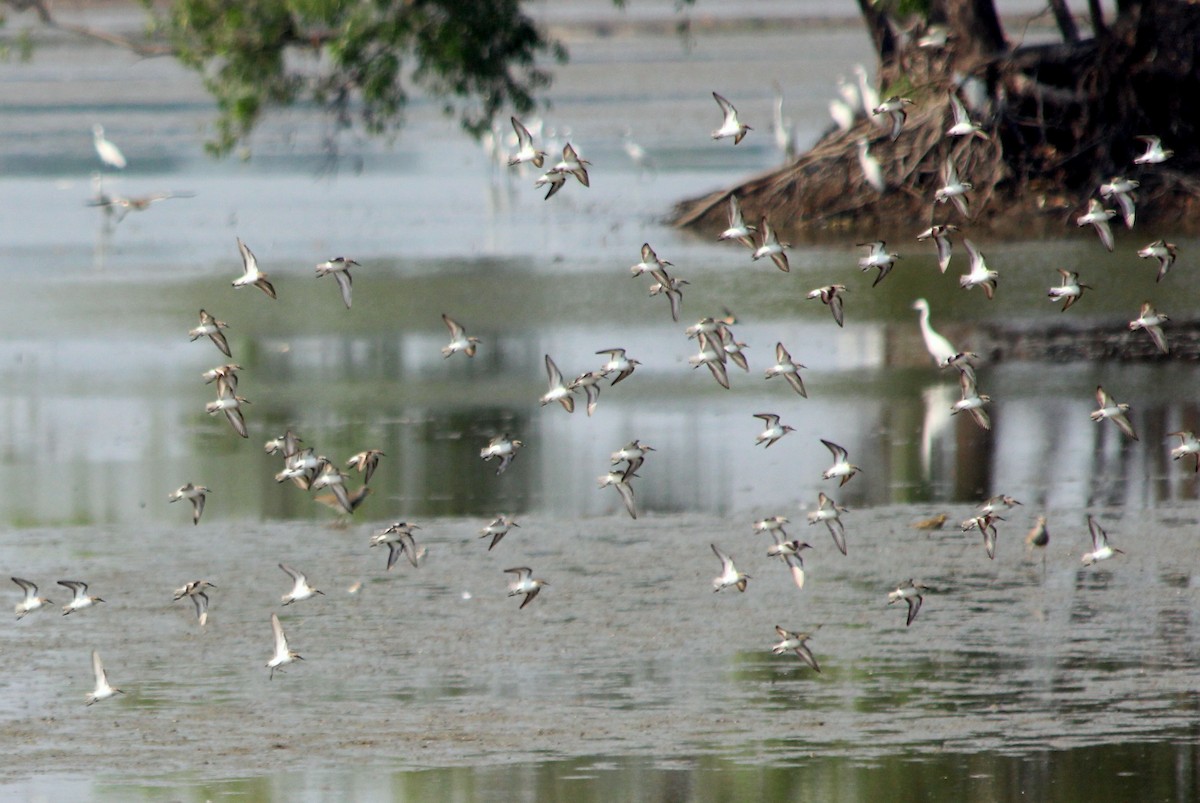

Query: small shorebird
(821, 439), (860, 486)
(279, 563), (324, 605)
(12, 577), (52, 619)
(711, 544), (749, 592)
(752, 216), (790, 272)
(630, 243), (671, 277)
(1138, 240), (1177, 282)
(169, 483), (210, 525)
(951, 371), (991, 431)
(86, 650), (123, 705)
(858, 241), (900, 287)
(265, 429), (302, 459)
(611, 439), (654, 466)
(1129, 302), (1169, 354)
(1025, 515), (1049, 571)
(753, 515), (789, 539)
(441, 314), (480, 358)
(916, 223), (959, 273)
(59, 580), (104, 615)
(754, 413), (795, 448)
(267, 613), (302, 678)
(1048, 269), (1091, 311)
(596, 348), (640, 385)
(202, 363), (241, 397)
(718, 326), (750, 371)
(980, 495), (1022, 515)
(1133, 135), (1172, 165)
(480, 433), (523, 475)
(771, 625), (821, 672)
(108, 191), (194, 222)
(711, 91), (751, 143)
(479, 515), (519, 551)
(505, 567), (548, 609)
(807, 284), (847, 327)
(1168, 431), (1200, 472)
(911, 298), (958, 367)
(205, 394), (250, 438)
(346, 449), (385, 485)
(912, 513), (948, 531)
(534, 169), (566, 199)
(873, 95), (913, 141)
(310, 462), (353, 514)
(764, 343), (807, 397)
(807, 491), (849, 555)
(648, 267), (688, 322)
(766, 539), (811, 589)
(540, 354), (576, 412)
(1076, 199), (1116, 252)
(962, 513), (1003, 559)
(315, 257), (359, 309)
(1082, 514), (1124, 565)
(370, 522), (422, 570)
(570, 370), (607, 416)
(718, 195), (757, 249)
(232, 238), (277, 299)
(946, 92), (987, 140)
(92, 124), (126, 169)
(597, 464), (639, 519)
(190, 309), (232, 358)
(888, 579), (929, 626)
(1091, 386), (1138, 440)
(173, 580), (216, 626)
(550, 143), (590, 187)
(1099, 177), (1138, 229)
(935, 158), (972, 217)
(959, 239), (998, 299)
(507, 116), (545, 168)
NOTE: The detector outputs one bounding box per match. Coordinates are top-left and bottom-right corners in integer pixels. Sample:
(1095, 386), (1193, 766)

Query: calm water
(1, 4), (1198, 801)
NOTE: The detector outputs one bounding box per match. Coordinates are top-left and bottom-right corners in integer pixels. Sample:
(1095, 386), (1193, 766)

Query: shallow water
(0, 3), (1198, 800)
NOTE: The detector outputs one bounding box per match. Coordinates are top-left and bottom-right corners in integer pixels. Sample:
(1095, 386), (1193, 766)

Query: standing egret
(912, 298), (958, 367)
(92, 124), (126, 169)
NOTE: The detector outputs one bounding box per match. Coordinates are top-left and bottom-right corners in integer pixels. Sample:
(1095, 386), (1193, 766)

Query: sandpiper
(598, 464), (639, 519)
(980, 495), (1022, 515)
(1076, 199), (1116, 252)
(59, 580), (104, 615)
(1082, 514), (1124, 565)
(540, 354), (576, 412)
(711, 544), (749, 592)
(440, 314), (480, 358)
(1133, 135), (1172, 165)
(202, 363), (241, 397)
(946, 92), (987, 139)
(534, 169), (566, 199)
(873, 95), (913, 141)
(1137, 240), (1177, 282)
(570, 370), (607, 416)
(916, 224), (959, 273)
(630, 243), (671, 277)
(912, 513), (948, 530)
(807, 284), (847, 327)
(1048, 269), (1091, 311)
(611, 440), (654, 466)
(719, 194), (757, 249)
(935, 158), (972, 217)
(12, 577), (52, 619)
(771, 625), (821, 672)
(752, 216), (790, 272)
(279, 563), (324, 605)
(92, 124), (126, 169)
(345, 449), (385, 485)
(370, 522), (422, 570)
(962, 513), (1003, 559)
(951, 371), (991, 431)
(479, 515), (519, 551)
(505, 567), (548, 609)
(1091, 386), (1138, 440)
(173, 580), (216, 626)
(764, 342), (807, 397)
(86, 650), (124, 705)
(169, 483), (210, 525)
(959, 239), (998, 299)
(315, 257), (359, 309)
(205, 394), (250, 438)
(717, 326), (750, 371)
(310, 461), (354, 514)
(265, 429), (303, 459)
(550, 143), (590, 187)
(648, 266), (688, 322)
(507, 116), (545, 168)
(858, 241), (899, 287)
(754, 413), (795, 448)
(1129, 301), (1169, 354)
(190, 309), (232, 358)
(481, 433), (523, 475)
(753, 515), (789, 539)
(807, 491), (849, 555)
(711, 91), (751, 143)
(1099, 177), (1138, 229)
(233, 237), (277, 299)
(1168, 431), (1200, 472)
(267, 613), (302, 678)
(821, 439), (861, 486)
(1025, 515), (1049, 571)
(766, 539), (811, 589)
(689, 332), (730, 390)
(888, 579), (929, 626)
(596, 348), (640, 386)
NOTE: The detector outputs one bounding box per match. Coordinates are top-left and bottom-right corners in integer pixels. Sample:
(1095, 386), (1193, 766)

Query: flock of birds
(12, 64), (1191, 705)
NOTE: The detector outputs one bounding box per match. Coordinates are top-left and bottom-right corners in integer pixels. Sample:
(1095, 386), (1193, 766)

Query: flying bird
(711, 92), (751, 144)
(315, 257), (359, 309)
(232, 238), (277, 299)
